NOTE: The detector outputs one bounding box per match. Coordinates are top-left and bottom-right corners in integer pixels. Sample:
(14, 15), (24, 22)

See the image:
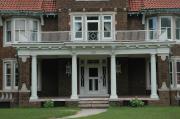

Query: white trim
(3, 59), (18, 91)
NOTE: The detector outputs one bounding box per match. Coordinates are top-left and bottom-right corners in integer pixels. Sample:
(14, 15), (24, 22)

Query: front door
(88, 66), (100, 94)
(79, 59), (108, 97)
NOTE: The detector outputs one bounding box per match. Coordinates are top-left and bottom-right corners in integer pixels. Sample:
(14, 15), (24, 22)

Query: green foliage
(43, 100), (54, 108)
(129, 98), (145, 107)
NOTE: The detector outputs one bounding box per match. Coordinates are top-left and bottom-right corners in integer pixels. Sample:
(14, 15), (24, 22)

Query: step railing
(15, 30), (168, 43)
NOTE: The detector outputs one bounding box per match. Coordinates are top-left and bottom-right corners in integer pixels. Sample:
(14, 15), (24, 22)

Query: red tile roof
(129, 0), (144, 12)
(0, 0), (56, 12)
(143, 0), (180, 9)
(129, 0), (180, 12)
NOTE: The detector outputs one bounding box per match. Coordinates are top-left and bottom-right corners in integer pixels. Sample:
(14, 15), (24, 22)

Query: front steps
(79, 98), (109, 108)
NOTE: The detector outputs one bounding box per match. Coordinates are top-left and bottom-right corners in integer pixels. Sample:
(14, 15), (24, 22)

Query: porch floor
(32, 96), (158, 102)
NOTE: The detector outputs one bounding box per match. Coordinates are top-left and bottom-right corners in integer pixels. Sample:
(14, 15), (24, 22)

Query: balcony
(14, 30), (169, 43)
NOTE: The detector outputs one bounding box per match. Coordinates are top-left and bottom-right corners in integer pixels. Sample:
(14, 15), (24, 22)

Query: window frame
(71, 13), (115, 41)
(159, 16), (173, 40)
(3, 59), (19, 91)
(175, 17), (180, 40)
(4, 18), (40, 46)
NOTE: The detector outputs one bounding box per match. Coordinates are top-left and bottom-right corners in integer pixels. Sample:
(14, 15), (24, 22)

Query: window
(176, 62), (180, 85)
(176, 17), (180, 40)
(6, 21), (12, 43)
(103, 16), (112, 39)
(72, 14), (113, 41)
(3, 60), (19, 90)
(160, 17), (172, 39)
(74, 16), (83, 40)
(4, 18), (39, 44)
(147, 17), (157, 40)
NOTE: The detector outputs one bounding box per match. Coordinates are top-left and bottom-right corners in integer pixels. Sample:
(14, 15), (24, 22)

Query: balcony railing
(15, 30), (169, 43)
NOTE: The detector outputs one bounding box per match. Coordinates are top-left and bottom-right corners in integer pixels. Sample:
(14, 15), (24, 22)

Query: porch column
(30, 55), (38, 100)
(150, 54), (159, 99)
(71, 54), (78, 99)
(110, 53), (118, 99)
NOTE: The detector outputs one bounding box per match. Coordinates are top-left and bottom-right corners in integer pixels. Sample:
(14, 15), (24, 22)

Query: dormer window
(4, 18), (40, 45)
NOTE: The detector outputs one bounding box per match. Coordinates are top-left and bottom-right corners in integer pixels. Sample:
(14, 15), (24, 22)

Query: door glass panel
(89, 79), (93, 91)
(89, 68), (98, 77)
(94, 79), (98, 91)
(80, 66), (84, 87)
(102, 66), (106, 86)
(88, 22), (98, 40)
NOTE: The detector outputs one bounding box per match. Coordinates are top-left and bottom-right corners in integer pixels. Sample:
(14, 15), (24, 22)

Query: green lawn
(0, 107), (79, 119)
(78, 107), (180, 119)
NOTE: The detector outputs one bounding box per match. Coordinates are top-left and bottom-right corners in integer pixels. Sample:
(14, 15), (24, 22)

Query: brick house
(0, 0), (180, 107)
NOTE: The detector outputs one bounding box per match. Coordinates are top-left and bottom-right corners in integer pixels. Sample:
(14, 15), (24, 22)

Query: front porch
(33, 55), (157, 101)
(13, 42), (172, 105)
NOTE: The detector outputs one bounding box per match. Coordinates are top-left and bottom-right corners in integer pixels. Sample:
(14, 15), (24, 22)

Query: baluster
(1, 92), (4, 100)
(9, 93), (12, 100)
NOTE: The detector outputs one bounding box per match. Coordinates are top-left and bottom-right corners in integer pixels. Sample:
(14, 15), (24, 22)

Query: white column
(71, 54), (78, 99)
(150, 54), (159, 99)
(30, 55), (38, 100)
(110, 53), (118, 99)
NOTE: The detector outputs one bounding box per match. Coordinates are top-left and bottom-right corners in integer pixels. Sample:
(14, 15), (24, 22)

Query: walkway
(59, 109), (107, 119)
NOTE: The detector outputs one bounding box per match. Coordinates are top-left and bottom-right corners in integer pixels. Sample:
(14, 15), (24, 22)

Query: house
(0, 0), (180, 108)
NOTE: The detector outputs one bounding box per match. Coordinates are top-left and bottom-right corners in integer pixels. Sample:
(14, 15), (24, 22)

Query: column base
(110, 94), (118, 100)
(70, 95), (79, 100)
(30, 96), (38, 100)
(150, 94), (159, 99)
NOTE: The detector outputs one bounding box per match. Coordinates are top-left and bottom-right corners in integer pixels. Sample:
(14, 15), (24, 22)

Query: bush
(129, 98), (144, 107)
(43, 100), (54, 108)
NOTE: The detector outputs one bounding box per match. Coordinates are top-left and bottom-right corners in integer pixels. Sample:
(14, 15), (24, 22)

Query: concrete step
(78, 98), (109, 108)
(79, 103), (109, 108)
(79, 100), (109, 104)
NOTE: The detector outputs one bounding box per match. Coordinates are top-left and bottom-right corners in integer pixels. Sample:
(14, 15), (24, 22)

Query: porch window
(160, 16), (172, 39)
(4, 18), (39, 45)
(176, 17), (180, 40)
(3, 60), (19, 90)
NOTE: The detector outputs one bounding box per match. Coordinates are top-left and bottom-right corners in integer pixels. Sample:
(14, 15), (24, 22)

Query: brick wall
(56, 0), (128, 31)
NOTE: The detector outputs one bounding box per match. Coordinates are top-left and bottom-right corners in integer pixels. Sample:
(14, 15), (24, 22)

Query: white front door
(79, 59), (108, 97)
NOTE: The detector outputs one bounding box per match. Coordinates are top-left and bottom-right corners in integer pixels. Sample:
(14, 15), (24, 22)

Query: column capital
(19, 55), (30, 63)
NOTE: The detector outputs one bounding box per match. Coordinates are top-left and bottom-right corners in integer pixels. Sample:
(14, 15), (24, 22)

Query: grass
(78, 106), (180, 119)
(0, 107), (79, 119)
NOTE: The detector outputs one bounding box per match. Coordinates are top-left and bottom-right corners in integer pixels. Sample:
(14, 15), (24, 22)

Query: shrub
(129, 98), (144, 107)
(43, 100), (54, 108)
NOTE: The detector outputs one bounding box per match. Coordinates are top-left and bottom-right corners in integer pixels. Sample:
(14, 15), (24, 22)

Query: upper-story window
(72, 14), (114, 41)
(4, 18), (40, 45)
(146, 16), (180, 41)
(160, 16), (172, 39)
(176, 17), (180, 40)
